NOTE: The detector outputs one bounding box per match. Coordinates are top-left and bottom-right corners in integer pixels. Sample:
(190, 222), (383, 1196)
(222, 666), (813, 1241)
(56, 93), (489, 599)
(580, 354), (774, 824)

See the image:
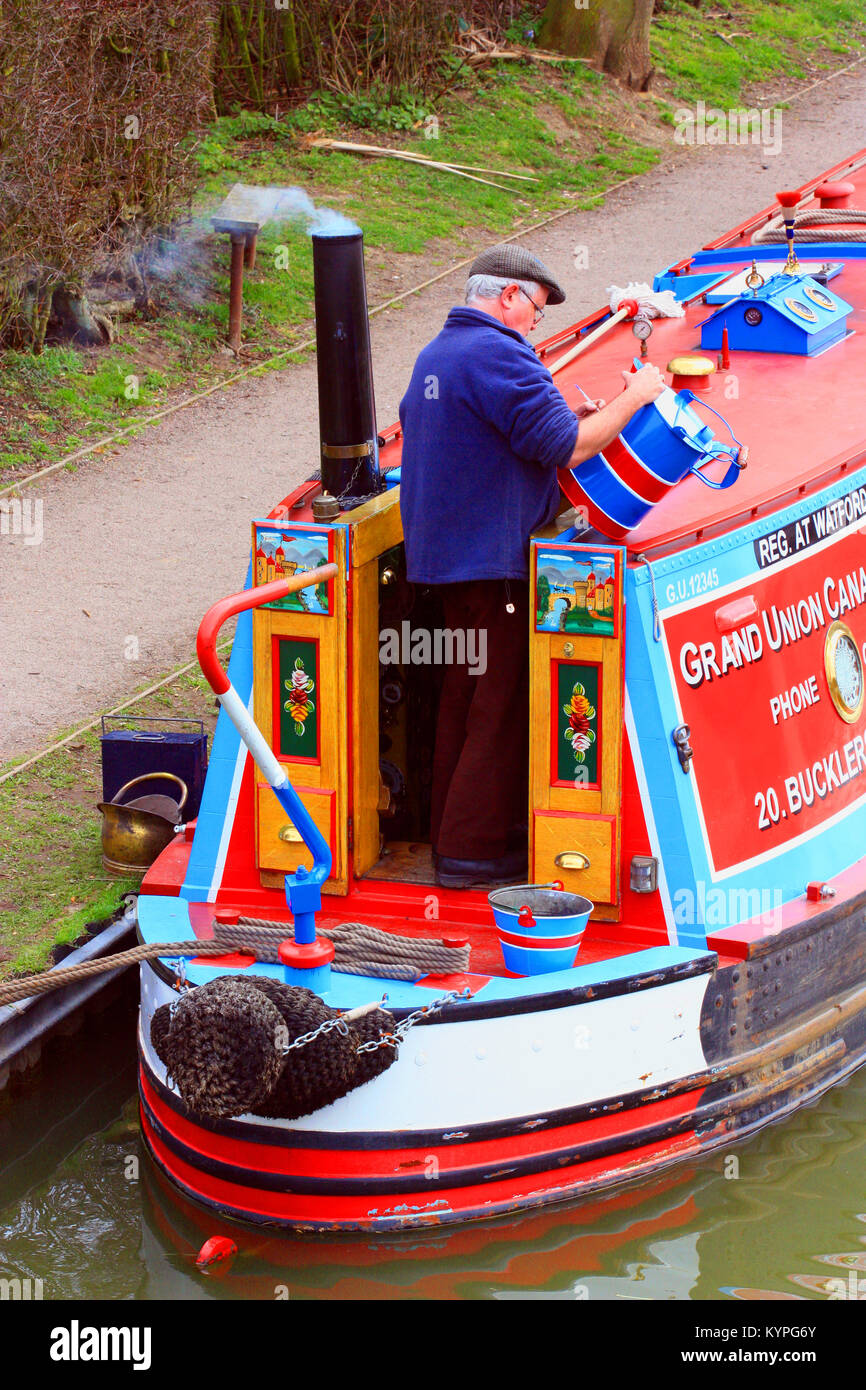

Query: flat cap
(468, 242), (566, 304)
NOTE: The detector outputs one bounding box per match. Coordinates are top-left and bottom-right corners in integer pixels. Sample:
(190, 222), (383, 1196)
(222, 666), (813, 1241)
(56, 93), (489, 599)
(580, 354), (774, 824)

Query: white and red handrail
(196, 564), (339, 889)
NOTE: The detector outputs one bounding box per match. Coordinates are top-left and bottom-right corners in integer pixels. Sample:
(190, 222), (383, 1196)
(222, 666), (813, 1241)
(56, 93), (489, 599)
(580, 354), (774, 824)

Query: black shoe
(435, 849), (528, 889)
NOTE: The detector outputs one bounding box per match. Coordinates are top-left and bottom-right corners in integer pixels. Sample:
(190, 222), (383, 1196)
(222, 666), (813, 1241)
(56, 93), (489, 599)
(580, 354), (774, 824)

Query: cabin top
(287, 151), (866, 560)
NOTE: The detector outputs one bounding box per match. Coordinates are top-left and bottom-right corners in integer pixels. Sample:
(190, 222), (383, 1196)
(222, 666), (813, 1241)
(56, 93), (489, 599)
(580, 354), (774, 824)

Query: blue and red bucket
(560, 363), (746, 541)
(488, 884), (593, 975)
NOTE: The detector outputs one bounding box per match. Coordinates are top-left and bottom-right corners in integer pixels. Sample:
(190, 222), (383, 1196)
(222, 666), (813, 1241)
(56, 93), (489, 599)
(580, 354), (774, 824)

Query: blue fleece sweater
(398, 307), (579, 583)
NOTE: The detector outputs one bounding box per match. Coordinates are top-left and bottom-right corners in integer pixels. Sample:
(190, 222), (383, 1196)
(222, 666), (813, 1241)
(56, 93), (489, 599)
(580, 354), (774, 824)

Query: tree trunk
(50, 289), (111, 346)
(278, 1), (302, 90)
(540, 0), (655, 90)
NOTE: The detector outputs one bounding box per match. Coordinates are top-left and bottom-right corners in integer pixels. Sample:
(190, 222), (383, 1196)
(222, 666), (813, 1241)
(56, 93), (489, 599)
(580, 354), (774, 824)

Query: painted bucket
(560, 362), (745, 541)
(488, 884), (593, 975)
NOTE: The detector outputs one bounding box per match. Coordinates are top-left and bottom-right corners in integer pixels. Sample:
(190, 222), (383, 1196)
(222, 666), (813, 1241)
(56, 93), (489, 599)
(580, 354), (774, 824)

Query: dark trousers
(430, 578), (529, 860)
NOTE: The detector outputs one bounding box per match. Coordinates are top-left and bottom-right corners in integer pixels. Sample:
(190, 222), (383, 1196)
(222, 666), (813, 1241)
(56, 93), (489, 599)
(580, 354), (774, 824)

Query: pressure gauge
(632, 316), (653, 341)
(824, 621), (864, 723)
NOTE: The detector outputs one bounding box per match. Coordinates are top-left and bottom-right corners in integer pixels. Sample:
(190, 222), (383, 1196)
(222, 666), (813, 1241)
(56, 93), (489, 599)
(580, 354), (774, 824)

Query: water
(1, 982), (865, 1302)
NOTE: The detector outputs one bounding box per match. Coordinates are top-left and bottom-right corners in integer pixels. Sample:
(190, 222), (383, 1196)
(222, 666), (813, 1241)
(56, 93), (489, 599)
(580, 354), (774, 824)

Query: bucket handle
(668, 381), (748, 490)
(113, 771), (189, 812)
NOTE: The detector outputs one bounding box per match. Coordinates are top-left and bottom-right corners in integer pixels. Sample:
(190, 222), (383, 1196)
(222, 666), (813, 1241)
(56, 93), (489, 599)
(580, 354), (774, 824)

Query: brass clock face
(803, 284), (835, 311)
(785, 297), (818, 323)
(824, 621), (864, 723)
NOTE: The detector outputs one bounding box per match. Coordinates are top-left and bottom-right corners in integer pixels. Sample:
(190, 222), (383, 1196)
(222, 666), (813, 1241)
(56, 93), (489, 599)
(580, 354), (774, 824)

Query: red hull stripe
(139, 1067), (703, 1190)
(140, 1045), (710, 1149)
(141, 1109), (702, 1227)
(136, 1061), (706, 1162)
(600, 436), (670, 503)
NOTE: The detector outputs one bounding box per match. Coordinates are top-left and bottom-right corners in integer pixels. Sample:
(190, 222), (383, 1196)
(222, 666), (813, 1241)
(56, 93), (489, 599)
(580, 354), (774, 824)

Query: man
(399, 243), (664, 888)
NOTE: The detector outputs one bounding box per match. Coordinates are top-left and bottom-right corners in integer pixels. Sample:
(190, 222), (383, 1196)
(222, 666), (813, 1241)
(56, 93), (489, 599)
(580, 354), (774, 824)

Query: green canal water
(1, 980), (865, 1303)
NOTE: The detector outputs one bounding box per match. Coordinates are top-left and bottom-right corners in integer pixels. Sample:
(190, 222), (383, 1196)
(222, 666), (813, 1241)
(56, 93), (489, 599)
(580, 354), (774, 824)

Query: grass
(3, 0), (863, 483)
(0, 661), (220, 980)
(651, 0), (865, 109)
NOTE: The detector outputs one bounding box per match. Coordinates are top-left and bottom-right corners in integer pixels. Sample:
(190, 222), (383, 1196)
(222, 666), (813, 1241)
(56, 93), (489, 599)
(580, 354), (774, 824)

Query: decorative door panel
(530, 542), (625, 914)
(251, 521), (348, 893)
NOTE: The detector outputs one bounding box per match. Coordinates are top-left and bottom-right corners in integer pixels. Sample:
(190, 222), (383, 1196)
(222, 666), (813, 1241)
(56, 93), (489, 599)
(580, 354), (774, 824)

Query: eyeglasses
(519, 287), (545, 325)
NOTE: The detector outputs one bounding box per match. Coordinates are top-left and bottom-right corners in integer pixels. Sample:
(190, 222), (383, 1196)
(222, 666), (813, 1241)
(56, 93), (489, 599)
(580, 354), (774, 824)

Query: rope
(0, 938), (264, 1008)
(752, 208), (866, 244)
(227, 918), (471, 982)
(0, 920), (472, 1007)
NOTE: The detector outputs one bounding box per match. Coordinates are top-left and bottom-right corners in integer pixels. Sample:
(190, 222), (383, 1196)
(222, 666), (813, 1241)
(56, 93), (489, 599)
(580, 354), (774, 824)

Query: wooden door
(529, 541), (625, 917)
(251, 521), (349, 894)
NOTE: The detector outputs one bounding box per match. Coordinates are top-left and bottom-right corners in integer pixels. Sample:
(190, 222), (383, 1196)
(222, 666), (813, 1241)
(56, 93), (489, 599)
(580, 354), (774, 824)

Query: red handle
(196, 565), (338, 695)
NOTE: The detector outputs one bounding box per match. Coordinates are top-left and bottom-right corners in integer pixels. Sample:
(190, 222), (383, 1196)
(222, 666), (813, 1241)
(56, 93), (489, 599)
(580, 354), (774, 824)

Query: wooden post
(228, 234), (245, 352)
(244, 231), (257, 270)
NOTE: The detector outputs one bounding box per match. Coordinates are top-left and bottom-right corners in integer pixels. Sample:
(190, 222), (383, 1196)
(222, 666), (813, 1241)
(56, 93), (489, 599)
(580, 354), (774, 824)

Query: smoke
(135, 185), (359, 308)
(239, 185), (360, 237)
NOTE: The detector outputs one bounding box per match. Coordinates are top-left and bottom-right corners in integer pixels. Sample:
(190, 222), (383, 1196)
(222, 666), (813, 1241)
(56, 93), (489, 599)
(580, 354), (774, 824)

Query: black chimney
(312, 230), (382, 506)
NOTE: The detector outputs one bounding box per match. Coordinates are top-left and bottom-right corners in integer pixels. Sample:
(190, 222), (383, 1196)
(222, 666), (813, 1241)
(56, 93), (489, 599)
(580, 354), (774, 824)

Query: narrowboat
(137, 148), (866, 1232)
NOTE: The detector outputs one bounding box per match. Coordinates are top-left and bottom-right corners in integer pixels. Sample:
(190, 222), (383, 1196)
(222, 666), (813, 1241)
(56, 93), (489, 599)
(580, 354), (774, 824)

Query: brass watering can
(98, 772), (188, 877)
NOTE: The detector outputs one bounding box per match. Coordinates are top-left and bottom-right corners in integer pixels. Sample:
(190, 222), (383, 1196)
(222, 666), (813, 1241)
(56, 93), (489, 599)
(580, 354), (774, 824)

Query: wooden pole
(228, 234), (245, 352)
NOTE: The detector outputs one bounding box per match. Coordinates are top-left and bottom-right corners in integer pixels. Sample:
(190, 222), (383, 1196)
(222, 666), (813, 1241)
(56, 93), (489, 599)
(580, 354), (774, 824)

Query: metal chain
(355, 987), (473, 1055)
(279, 1013), (352, 1054)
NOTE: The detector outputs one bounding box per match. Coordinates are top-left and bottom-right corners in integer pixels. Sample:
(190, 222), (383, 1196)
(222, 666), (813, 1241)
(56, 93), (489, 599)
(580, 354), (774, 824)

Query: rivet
(729, 1025), (737, 1035)
(732, 971), (740, 983)
(476, 1049), (487, 1061)
(414, 1052), (427, 1067)
(532, 1039), (543, 1053)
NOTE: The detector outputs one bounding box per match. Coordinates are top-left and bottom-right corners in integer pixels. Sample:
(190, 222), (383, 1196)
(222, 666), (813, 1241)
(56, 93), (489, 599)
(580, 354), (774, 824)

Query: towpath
(2, 63), (865, 761)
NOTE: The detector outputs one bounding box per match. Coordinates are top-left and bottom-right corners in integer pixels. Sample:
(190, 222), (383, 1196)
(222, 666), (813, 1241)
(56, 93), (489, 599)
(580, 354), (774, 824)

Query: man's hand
(566, 364), (667, 468)
(575, 398), (605, 419)
(620, 363), (665, 405)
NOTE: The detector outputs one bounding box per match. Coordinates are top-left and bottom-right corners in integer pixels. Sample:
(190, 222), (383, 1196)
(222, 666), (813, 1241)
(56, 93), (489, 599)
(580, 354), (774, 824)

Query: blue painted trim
(137, 894), (709, 1008)
(682, 244), (866, 268)
(181, 562), (254, 902)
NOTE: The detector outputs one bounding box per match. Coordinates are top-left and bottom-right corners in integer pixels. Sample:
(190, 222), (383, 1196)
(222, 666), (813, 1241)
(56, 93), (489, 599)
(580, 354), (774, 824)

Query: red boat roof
(542, 149), (866, 557)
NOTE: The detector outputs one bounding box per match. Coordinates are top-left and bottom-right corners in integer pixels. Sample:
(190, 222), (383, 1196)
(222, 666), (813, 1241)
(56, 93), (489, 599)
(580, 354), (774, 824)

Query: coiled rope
(752, 208), (866, 244)
(224, 918), (470, 981)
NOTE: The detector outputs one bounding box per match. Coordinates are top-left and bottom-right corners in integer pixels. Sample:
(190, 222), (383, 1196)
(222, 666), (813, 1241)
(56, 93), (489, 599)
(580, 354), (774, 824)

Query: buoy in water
(197, 1236), (237, 1268)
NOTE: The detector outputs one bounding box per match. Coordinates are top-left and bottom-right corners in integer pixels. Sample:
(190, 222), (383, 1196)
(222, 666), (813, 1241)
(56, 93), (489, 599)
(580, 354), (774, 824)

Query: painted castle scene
(253, 525), (331, 613)
(535, 547), (618, 635)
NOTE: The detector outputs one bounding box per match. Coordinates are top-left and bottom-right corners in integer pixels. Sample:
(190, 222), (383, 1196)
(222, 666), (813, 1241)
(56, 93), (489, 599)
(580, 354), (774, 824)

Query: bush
(0, 0), (219, 350)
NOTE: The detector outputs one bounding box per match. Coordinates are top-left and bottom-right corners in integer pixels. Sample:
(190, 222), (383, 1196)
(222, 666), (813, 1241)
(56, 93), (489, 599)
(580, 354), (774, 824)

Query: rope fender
(150, 974), (398, 1121)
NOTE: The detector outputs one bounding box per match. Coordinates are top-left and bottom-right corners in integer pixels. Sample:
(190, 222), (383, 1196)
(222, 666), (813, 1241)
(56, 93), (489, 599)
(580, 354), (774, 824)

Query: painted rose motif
(563, 681), (596, 765)
(284, 656), (315, 735)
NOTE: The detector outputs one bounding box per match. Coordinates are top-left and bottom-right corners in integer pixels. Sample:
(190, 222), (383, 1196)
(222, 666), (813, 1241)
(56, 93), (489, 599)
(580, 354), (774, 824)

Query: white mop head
(606, 282), (685, 319)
